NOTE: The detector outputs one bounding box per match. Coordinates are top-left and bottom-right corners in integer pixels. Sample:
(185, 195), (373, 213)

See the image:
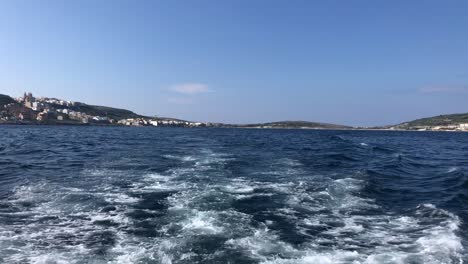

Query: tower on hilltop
(24, 92), (35, 108)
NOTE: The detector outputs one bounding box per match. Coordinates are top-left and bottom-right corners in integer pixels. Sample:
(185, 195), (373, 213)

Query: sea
(0, 126), (467, 264)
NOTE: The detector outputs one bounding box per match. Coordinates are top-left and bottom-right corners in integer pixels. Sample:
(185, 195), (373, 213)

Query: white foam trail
(1, 149), (465, 264)
(104, 193), (140, 204)
(181, 210), (223, 234)
(224, 175), (465, 264)
(222, 182), (255, 194)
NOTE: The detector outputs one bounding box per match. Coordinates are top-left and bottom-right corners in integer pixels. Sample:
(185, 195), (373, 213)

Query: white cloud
(171, 83), (210, 95)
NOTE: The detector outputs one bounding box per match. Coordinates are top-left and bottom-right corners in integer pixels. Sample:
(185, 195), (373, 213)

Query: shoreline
(1, 122), (467, 132)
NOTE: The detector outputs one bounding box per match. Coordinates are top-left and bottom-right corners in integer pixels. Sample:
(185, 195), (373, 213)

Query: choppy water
(0, 126), (467, 264)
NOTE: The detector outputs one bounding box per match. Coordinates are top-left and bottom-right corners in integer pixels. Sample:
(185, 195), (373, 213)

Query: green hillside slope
(0, 94), (16, 107)
(403, 113), (468, 127)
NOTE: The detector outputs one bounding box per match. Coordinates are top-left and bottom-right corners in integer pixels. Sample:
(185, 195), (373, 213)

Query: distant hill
(398, 113), (468, 127)
(0, 94), (16, 107)
(71, 104), (145, 120)
(232, 120), (351, 129)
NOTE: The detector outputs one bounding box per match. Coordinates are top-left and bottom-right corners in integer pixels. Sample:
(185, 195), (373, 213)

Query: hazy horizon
(1, 1), (468, 126)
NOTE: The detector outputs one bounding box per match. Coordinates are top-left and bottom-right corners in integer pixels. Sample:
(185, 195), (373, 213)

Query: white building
(92, 116), (109, 122)
(32, 102), (45, 111)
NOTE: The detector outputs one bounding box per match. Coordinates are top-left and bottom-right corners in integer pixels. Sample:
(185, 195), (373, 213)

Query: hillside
(399, 113), (468, 127)
(71, 104), (145, 120)
(1, 92), (193, 123)
(233, 120), (351, 129)
(0, 94), (16, 107)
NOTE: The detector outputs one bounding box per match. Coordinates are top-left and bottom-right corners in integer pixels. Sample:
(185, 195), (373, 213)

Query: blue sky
(1, 0), (467, 126)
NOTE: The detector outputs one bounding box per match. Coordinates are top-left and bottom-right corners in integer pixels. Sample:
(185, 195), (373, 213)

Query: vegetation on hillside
(233, 120), (351, 129)
(401, 113), (468, 127)
(72, 104), (144, 120)
(0, 94), (16, 108)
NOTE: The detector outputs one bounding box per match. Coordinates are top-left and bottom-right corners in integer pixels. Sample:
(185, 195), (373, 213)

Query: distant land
(369, 113), (468, 132)
(0, 93), (142, 120)
(0, 92), (197, 127)
(0, 92), (467, 131)
(395, 113), (468, 128)
(225, 121), (351, 130)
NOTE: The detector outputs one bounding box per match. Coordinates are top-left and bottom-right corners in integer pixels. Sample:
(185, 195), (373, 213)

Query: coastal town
(1, 92), (467, 131)
(387, 123), (468, 132)
(0, 92), (209, 127)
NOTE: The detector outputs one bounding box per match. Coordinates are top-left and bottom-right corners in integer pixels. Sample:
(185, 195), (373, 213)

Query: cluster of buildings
(117, 118), (205, 127)
(389, 123), (468, 131)
(0, 92), (208, 127)
(423, 124), (468, 131)
(20, 92), (77, 111)
(60, 109), (95, 124)
(4, 92), (89, 123)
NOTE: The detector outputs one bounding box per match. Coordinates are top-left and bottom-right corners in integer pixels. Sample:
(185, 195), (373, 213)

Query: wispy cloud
(171, 83), (211, 95)
(419, 85), (468, 94)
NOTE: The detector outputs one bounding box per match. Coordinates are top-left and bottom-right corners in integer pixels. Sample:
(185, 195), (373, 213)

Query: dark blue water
(0, 126), (467, 264)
